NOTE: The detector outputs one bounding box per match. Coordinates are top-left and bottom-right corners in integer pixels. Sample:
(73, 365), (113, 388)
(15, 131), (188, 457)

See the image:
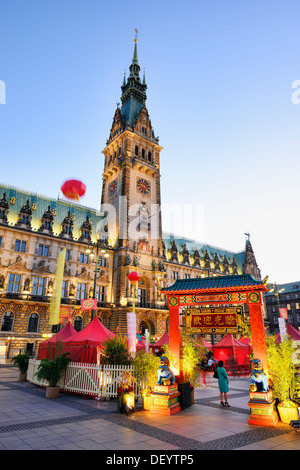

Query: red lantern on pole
(127, 272), (140, 282)
(128, 272), (140, 314)
(61, 179), (86, 201)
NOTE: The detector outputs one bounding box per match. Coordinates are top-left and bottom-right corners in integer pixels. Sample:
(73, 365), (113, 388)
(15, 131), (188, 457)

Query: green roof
(161, 274), (262, 292)
(0, 183), (105, 243)
(162, 233), (245, 273)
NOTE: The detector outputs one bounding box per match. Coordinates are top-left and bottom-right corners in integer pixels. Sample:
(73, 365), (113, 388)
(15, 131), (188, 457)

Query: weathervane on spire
(135, 28), (138, 42)
(244, 232), (251, 241)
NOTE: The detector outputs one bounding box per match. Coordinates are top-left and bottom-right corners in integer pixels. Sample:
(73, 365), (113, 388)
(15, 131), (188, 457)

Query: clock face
(137, 178), (150, 195)
(108, 179), (118, 197)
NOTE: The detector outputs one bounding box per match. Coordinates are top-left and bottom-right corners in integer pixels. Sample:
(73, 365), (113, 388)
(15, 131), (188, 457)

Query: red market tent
(238, 336), (252, 346)
(136, 338), (147, 351)
(195, 337), (213, 351)
(213, 334), (251, 365)
(150, 332), (169, 354)
(38, 322), (77, 360)
(275, 322), (300, 342)
(62, 316), (116, 364)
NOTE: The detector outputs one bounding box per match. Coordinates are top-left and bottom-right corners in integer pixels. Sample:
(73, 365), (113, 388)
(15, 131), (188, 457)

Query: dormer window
(16, 199), (32, 229)
(0, 193), (9, 225)
(79, 216), (92, 242)
(59, 211), (74, 239)
(38, 205), (54, 234)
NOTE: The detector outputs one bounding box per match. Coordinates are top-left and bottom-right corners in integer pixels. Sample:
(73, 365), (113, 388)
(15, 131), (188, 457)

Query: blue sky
(1, 0), (300, 283)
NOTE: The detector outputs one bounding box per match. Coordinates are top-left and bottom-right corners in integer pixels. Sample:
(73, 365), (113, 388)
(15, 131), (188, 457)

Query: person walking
(216, 360), (230, 407)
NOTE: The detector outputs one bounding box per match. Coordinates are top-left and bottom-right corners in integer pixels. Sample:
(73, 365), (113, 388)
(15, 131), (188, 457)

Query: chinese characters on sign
(185, 307), (244, 334)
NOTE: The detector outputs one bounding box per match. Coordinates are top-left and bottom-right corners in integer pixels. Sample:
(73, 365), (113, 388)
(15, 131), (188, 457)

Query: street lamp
(86, 240), (109, 321)
(268, 282), (285, 327)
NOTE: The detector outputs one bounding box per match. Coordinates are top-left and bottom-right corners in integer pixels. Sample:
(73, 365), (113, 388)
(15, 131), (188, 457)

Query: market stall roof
(161, 274), (267, 294)
(239, 336), (252, 345)
(150, 332), (169, 348)
(213, 334), (249, 349)
(275, 322), (300, 342)
(194, 337), (213, 351)
(41, 321), (77, 345)
(62, 316), (116, 346)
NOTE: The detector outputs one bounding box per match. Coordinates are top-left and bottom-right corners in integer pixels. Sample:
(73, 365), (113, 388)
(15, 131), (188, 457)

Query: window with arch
(1, 311), (14, 331)
(74, 316), (83, 332)
(27, 313), (39, 333)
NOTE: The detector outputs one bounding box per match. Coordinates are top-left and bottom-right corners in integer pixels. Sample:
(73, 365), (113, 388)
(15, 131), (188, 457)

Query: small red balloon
(61, 179), (86, 201)
(128, 272), (140, 282)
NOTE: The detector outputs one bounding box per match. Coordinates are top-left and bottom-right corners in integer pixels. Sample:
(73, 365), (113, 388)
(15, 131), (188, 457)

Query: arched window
(1, 311), (14, 332)
(74, 316), (83, 332)
(27, 313), (39, 333)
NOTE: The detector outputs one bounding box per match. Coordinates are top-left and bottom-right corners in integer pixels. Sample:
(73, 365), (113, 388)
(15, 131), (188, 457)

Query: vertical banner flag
(127, 312), (137, 356)
(59, 306), (71, 324)
(145, 328), (149, 353)
(49, 248), (66, 325)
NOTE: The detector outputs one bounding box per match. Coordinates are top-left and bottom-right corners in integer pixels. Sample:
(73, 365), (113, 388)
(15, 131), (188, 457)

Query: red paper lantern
(128, 271), (140, 282)
(61, 179), (86, 201)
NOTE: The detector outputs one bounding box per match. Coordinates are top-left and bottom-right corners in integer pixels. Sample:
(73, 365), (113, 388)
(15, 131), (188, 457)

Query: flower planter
(142, 396), (153, 411)
(277, 404), (299, 424)
(18, 373), (27, 382)
(46, 386), (60, 399)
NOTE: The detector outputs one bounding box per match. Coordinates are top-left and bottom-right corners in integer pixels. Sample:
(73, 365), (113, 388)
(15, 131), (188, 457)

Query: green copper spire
(120, 30), (147, 127)
(132, 28), (138, 64)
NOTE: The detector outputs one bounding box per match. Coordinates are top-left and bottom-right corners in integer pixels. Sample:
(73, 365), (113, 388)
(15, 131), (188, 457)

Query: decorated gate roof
(161, 274), (267, 294)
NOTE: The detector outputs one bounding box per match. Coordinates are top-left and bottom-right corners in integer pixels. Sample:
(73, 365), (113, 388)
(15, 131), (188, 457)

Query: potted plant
(133, 350), (160, 410)
(181, 335), (208, 407)
(267, 335), (300, 423)
(12, 353), (30, 382)
(141, 388), (152, 411)
(35, 352), (71, 398)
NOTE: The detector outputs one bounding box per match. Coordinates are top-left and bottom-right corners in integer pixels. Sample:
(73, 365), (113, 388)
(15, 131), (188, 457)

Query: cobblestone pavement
(0, 365), (300, 452)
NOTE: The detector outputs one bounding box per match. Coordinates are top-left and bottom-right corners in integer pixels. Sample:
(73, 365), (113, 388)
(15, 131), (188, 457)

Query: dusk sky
(1, 1), (300, 283)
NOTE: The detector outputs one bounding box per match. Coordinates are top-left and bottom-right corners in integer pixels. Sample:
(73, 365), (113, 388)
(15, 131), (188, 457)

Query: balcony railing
(1, 292), (111, 308)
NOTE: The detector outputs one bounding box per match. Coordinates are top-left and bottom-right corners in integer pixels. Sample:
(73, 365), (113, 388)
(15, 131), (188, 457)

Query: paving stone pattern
(0, 366), (297, 451)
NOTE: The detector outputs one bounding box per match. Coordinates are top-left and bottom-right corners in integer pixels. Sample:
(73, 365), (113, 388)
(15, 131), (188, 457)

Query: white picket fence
(27, 360), (146, 398)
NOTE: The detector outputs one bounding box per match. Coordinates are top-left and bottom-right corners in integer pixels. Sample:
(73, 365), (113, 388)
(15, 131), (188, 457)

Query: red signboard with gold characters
(185, 306), (244, 334)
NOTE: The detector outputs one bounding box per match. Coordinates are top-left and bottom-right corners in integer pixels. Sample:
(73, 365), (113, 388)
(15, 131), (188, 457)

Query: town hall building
(0, 37), (261, 359)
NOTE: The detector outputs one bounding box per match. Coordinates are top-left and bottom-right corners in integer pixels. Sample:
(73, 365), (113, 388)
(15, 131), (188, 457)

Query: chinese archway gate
(161, 274), (269, 381)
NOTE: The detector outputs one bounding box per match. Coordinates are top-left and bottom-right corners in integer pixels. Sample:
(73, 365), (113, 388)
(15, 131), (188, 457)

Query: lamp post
(268, 282), (285, 332)
(86, 240), (109, 321)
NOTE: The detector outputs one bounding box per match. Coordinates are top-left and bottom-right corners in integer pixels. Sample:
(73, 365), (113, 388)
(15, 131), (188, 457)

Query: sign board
(185, 306), (244, 335)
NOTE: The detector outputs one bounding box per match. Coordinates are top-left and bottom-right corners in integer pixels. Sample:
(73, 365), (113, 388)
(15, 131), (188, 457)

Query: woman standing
(217, 360), (230, 407)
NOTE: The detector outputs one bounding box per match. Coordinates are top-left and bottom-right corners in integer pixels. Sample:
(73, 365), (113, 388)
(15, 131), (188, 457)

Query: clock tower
(100, 34), (166, 330)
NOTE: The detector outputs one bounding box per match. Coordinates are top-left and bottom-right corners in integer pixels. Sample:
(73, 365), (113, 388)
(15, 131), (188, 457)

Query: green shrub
(101, 335), (132, 365)
(267, 335), (300, 406)
(133, 351), (160, 392)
